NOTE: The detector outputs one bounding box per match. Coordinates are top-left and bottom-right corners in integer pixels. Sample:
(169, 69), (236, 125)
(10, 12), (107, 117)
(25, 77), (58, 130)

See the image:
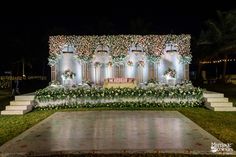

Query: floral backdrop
(48, 35), (191, 66)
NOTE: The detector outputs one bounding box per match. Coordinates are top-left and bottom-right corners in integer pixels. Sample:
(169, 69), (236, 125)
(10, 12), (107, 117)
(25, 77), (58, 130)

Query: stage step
(205, 97), (228, 102)
(10, 100), (33, 106)
(1, 93), (35, 115)
(15, 95), (34, 101)
(205, 105), (236, 111)
(206, 102), (233, 107)
(203, 92), (224, 98)
(203, 91), (236, 112)
(0, 110), (29, 115)
(6, 105), (32, 110)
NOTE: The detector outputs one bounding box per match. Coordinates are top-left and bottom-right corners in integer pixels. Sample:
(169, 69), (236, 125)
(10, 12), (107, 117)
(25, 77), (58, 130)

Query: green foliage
(48, 53), (61, 66)
(35, 86), (203, 103)
(35, 101), (203, 110)
(198, 10), (236, 57)
(147, 54), (161, 63)
(0, 110), (55, 146)
(178, 108), (236, 150)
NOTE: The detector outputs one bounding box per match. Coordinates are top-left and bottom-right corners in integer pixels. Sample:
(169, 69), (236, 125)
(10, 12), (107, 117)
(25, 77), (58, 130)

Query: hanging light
(132, 43), (142, 55)
(63, 44), (74, 53)
(97, 44), (108, 53)
(166, 41), (177, 53)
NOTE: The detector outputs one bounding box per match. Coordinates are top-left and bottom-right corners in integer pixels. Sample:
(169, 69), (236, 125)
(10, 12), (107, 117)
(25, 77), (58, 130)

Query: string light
(200, 59), (236, 64)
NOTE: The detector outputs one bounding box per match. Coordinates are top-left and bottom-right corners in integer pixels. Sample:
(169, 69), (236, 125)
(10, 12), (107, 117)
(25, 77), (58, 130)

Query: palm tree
(197, 10), (236, 80)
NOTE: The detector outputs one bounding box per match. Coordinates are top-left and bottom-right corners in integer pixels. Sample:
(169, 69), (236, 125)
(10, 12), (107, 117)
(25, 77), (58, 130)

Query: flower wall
(49, 35), (191, 64)
(49, 35), (192, 85)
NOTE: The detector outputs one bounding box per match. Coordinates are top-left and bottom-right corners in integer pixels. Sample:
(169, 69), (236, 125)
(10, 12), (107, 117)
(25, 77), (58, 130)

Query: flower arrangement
(106, 61), (113, 67)
(74, 54), (93, 62)
(112, 54), (126, 63)
(49, 35), (191, 62)
(34, 85), (203, 109)
(35, 101), (203, 110)
(164, 68), (176, 78)
(147, 54), (161, 63)
(179, 54), (192, 64)
(62, 69), (76, 79)
(94, 62), (101, 67)
(49, 80), (60, 86)
(137, 61), (145, 67)
(127, 60), (133, 66)
(48, 53), (61, 66)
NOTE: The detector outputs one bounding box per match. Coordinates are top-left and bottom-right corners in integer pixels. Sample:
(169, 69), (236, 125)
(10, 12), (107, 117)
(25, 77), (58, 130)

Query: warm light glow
(200, 58), (236, 64)
(49, 35), (191, 60)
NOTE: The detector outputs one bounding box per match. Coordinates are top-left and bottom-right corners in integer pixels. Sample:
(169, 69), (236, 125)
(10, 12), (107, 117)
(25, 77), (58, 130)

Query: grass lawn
(0, 107), (236, 152)
(0, 89), (12, 111)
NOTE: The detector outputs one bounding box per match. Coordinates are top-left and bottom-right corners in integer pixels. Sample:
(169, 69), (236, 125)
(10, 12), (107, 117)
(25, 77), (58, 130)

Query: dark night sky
(0, 1), (235, 74)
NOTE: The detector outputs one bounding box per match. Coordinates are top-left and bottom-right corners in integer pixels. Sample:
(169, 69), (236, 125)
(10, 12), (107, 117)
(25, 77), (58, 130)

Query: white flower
(62, 69), (76, 79)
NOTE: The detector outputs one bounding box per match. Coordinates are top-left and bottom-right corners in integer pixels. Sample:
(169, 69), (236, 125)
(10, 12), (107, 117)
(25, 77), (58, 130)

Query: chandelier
(132, 43), (142, 55)
(97, 44), (108, 53)
(165, 41), (177, 53)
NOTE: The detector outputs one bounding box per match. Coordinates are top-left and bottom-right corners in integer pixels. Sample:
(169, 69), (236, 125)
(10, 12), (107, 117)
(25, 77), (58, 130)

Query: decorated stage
(33, 34), (202, 110)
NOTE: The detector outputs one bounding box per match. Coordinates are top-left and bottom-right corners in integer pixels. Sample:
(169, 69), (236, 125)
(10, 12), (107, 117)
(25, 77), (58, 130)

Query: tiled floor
(0, 111), (233, 156)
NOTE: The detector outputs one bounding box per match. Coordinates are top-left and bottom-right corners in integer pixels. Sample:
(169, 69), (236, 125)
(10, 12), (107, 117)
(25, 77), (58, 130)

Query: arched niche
(165, 41), (178, 53)
(125, 43), (148, 83)
(158, 41), (184, 85)
(92, 44), (112, 85)
(58, 44), (81, 85)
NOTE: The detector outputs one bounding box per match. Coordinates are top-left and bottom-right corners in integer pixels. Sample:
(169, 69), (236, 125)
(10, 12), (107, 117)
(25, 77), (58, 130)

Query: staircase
(0, 93), (35, 115)
(203, 91), (236, 111)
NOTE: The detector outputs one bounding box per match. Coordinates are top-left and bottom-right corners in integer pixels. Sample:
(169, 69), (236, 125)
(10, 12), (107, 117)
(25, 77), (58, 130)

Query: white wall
(158, 52), (184, 83)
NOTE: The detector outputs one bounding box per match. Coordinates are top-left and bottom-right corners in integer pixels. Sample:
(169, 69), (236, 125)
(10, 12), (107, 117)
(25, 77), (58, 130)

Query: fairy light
(200, 58), (236, 64)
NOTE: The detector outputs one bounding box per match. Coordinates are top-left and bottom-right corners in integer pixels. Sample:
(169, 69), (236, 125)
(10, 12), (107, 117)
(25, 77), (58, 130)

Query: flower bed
(36, 101), (202, 110)
(34, 84), (203, 109)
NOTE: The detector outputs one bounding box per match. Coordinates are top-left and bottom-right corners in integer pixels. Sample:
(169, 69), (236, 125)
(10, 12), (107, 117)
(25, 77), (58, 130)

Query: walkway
(0, 111), (233, 156)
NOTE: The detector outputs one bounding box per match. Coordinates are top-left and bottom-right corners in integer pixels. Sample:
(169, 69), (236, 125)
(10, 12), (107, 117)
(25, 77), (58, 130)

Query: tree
(197, 10), (236, 80)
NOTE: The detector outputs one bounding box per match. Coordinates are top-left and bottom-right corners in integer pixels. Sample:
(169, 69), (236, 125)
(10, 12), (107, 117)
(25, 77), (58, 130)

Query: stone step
(205, 105), (236, 111)
(5, 105), (32, 110)
(205, 97), (229, 103)
(10, 100), (33, 106)
(203, 92), (224, 98)
(15, 95), (35, 101)
(0, 110), (30, 115)
(206, 102), (233, 107)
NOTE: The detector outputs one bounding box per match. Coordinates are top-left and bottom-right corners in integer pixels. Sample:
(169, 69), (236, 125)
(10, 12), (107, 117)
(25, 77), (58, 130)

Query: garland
(179, 54), (192, 64)
(48, 53), (61, 66)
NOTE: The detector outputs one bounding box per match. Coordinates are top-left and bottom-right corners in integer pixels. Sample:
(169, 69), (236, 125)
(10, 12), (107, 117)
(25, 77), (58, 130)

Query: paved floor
(0, 111), (232, 156)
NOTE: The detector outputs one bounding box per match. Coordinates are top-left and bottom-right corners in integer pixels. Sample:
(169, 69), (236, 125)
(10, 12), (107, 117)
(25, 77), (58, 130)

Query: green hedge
(35, 101), (203, 110)
(35, 86), (203, 102)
